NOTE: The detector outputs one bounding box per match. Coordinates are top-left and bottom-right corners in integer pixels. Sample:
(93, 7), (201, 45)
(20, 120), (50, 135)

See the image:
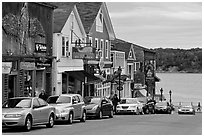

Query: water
(155, 73), (202, 106)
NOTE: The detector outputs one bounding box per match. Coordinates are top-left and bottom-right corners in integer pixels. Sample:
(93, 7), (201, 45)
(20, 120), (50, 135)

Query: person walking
(39, 89), (48, 101)
(197, 102), (201, 112)
(112, 94), (120, 114)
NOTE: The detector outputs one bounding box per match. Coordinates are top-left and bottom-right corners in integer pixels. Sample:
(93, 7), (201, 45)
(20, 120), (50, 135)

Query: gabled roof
(76, 2), (102, 34)
(50, 2), (77, 33)
(112, 38), (155, 59)
(111, 38), (132, 59)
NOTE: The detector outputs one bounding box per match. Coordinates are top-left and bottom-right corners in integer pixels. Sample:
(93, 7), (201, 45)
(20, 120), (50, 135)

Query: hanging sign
(20, 62), (35, 70)
(35, 43), (47, 53)
(2, 62), (12, 74)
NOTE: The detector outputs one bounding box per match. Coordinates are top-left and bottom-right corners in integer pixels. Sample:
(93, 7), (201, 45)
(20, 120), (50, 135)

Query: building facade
(76, 2), (116, 97)
(2, 2), (56, 103)
(52, 3), (90, 96)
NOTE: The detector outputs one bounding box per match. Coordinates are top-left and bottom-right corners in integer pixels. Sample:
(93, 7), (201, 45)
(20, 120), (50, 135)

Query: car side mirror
(73, 100), (78, 104)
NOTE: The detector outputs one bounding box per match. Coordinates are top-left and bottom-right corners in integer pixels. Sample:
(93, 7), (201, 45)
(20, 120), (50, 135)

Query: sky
(106, 2), (202, 49)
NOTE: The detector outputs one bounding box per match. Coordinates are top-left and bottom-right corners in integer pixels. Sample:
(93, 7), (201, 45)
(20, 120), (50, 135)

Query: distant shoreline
(156, 71), (202, 74)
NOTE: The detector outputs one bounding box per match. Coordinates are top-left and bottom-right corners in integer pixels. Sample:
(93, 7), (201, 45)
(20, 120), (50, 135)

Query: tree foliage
(153, 48), (202, 73)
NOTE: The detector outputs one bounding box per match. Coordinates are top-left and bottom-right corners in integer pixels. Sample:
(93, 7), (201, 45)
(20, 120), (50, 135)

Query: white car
(47, 94), (86, 124)
(116, 98), (144, 114)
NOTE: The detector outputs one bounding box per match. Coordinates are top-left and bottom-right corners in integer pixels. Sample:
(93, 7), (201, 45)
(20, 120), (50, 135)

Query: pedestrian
(112, 94), (120, 114)
(39, 89), (48, 101)
(197, 102), (201, 112)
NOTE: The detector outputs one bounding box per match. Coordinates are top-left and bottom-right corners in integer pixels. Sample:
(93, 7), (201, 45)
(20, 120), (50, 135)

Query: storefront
(2, 56), (53, 104)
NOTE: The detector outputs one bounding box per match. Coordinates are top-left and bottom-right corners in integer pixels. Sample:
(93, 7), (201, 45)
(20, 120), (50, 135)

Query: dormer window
(129, 50), (132, 58)
(96, 9), (103, 32)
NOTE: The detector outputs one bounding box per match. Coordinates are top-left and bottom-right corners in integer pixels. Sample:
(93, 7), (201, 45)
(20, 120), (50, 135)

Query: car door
(37, 98), (50, 123)
(72, 96), (80, 118)
(101, 98), (109, 116)
(106, 98), (113, 115)
(32, 98), (42, 124)
(76, 95), (83, 118)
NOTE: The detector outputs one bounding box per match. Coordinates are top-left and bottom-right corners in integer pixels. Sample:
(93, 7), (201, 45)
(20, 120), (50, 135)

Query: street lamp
(118, 66), (122, 101)
(83, 55), (88, 97)
(169, 90), (172, 104)
(160, 88), (163, 102)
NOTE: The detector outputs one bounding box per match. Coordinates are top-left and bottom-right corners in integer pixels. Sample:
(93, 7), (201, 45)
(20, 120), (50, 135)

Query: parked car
(155, 101), (172, 114)
(84, 96), (114, 119)
(2, 97), (55, 131)
(47, 94), (86, 124)
(142, 100), (156, 114)
(178, 105), (195, 115)
(116, 98), (144, 114)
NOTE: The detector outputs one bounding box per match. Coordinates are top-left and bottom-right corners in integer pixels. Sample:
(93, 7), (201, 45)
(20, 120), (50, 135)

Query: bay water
(155, 73), (202, 106)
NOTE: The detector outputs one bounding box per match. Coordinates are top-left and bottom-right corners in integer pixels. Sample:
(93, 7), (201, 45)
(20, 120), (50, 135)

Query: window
(89, 37), (92, 46)
(111, 53), (114, 62)
(62, 37), (69, 57)
(33, 99), (40, 108)
(95, 38), (99, 50)
(129, 50), (132, 58)
(62, 37), (65, 56)
(100, 39), (104, 58)
(71, 13), (74, 30)
(66, 38), (69, 57)
(105, 40), (109, 59)
(38, 98), (47, 107)
(135, 62), (140, 71)
(96, 9), (103, 32)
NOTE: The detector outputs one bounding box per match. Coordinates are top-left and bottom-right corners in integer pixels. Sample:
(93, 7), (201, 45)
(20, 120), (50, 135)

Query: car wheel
(68, 113), (73, 124)
(80, 111), (86, 122)
(145, 108), (149, 114)
(109, 110), (114, 118)
(151, 109), (155, 114)
(136, 107), (140, 115)
(24, 115), (32, 131)
(46, 114), (54, 128)
(98, 110), (103, 119)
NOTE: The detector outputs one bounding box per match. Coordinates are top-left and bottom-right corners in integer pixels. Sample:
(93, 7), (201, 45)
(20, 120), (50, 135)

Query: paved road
(2, 112), (202, 135)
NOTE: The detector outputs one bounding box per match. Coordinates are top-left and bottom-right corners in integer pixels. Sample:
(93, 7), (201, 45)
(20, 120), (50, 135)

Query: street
(2, 112), (202, 135)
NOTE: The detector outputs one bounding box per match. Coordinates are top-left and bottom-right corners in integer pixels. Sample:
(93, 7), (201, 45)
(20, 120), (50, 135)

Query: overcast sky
(106, 2), (202, 49)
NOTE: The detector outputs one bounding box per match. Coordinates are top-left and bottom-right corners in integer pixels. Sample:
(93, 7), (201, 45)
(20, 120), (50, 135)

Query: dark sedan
(155, 101), (172, 114)
(84, 96), (114, 119)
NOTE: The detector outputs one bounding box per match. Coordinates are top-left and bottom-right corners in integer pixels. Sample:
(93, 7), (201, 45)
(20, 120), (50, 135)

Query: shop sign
(20, 62), (35, 70)
(36, 62), (51, 67)
(2, 62), (12, 74)
(35, 43), (47, 53)
(72, 46), (96, 59)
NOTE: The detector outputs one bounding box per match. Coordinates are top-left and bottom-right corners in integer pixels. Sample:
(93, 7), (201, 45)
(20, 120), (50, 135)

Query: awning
(154, 75), (160, 82)
(133, 89), (146, 97)
(66, 70), (102, 84)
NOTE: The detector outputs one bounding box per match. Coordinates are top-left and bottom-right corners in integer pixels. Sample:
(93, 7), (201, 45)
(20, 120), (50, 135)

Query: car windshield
(47, 96), (71, 104)
(120, 99), (139, 104)
(2, 98), (32, 108)
(84, 97), (101, 104)
(182, 106), (192, 108)
(156, 102), (167, 106)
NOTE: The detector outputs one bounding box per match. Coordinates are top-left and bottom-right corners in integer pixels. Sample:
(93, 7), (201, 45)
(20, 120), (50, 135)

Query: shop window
(62, 73), (68, 94)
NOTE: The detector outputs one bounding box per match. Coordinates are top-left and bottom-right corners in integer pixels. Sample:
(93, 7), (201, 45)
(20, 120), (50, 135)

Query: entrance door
(8, 75), (17, 98)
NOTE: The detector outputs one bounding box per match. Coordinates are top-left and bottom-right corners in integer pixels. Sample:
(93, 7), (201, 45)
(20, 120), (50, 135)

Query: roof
(112, 38), (155, 59)
(111, 39), (132, 59)
(76, 2), (102, 34)
(50, 2), (76, 33)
